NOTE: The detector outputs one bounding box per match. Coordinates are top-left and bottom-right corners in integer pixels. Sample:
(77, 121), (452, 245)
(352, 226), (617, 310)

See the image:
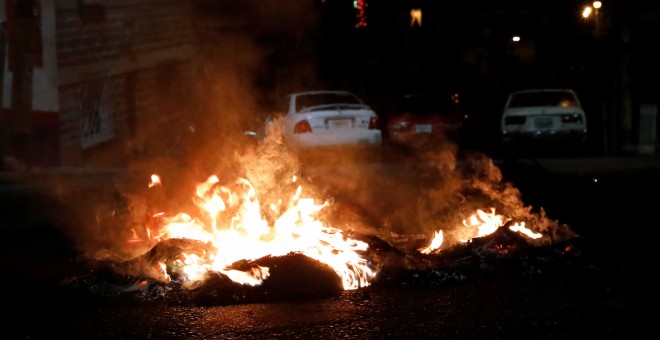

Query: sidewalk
(2, 155), (660, 189)
(494, 155), (660, 175)
(0, 166), (125, 192)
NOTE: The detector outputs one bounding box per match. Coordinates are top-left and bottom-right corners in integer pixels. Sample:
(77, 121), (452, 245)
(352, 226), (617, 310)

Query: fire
(148, 174), (161, 188)
(137, 174), (376, 290)
(419, 208), (544, 254)
(459, 207), (506, 242)
(418, 230), (443, 254)
(509, 222), (543, 239)
(131, 169), (550, 290)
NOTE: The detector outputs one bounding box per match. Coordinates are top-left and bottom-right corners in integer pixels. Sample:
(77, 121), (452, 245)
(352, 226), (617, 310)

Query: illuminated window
(410, 8), (422, 27)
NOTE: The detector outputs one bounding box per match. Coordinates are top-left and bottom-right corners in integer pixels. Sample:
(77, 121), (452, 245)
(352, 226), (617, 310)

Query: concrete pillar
(638, 104), (657, 154)
(618, 28), (634, 152)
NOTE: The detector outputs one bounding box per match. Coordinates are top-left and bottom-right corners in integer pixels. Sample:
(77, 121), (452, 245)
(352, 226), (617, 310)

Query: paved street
(1, 152), (659, 339)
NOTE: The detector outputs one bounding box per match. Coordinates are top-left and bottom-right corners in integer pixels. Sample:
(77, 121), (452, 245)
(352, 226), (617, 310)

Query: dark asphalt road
(2, 153), (659, 339)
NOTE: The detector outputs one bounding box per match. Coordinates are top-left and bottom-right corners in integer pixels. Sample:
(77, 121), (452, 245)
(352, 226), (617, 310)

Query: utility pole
(9, 0), (34, 136)
(593, 1), (602, 38)
(0, 20), (4, 104)
(0, 0), (35, 168)
(0, 19), (6, 164)
(615, 0), (634, 153)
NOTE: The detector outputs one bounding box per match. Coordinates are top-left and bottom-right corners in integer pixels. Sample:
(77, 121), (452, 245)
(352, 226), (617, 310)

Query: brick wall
(55, 0), (195, 167)
(56, 0), (193, 68)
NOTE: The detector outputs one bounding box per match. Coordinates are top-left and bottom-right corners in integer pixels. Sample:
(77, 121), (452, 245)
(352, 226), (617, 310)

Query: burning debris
(61, 128), (580, 304)
(118, 173), (376, 290)
(63, 219), (580, 304)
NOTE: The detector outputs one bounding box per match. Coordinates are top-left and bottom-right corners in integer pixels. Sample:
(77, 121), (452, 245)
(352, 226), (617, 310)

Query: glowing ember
(136, 174), (376, 290)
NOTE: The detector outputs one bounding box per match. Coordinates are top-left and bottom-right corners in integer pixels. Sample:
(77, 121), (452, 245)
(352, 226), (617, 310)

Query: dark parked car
(386, 92), (466, 144)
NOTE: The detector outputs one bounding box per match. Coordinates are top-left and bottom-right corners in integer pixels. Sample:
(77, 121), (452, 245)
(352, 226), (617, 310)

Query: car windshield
(508, 91), (578, 108)
(400, 93), (459, 115)
(295, 92), (362, 112)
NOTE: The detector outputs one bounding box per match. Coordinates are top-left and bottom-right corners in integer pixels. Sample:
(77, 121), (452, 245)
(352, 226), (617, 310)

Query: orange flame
(419, 208), (544, 254)
(508, 222), (542, 239)
(419, 230), (443, 254)
(143, 175), (376, 290)
(459, 207), (505, 242)
(148, 174), (161, 188)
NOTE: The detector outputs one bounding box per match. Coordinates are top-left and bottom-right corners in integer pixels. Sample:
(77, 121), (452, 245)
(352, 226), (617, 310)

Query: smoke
(43, 1), (576, 266)
(40, 1), (328, 264)
(45, 129), (577, 277)
(395, 140), (577, 247)
(289, 135), (577, 249)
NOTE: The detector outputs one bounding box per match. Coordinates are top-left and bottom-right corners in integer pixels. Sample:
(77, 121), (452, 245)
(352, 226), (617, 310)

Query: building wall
(1, 0), (61, 167)
(55, 0), (194, 167)
(1, 0), (60, 113)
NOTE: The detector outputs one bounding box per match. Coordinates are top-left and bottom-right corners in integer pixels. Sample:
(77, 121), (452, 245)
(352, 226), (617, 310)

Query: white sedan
(267, 90), (383, 151)
(500, 88), (588, 149)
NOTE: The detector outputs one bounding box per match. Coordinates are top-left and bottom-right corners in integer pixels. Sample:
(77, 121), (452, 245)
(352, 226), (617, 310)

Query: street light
(593, 1), (602, 36)
(582, 1), (603, 37)
(410, 8), (422, 27)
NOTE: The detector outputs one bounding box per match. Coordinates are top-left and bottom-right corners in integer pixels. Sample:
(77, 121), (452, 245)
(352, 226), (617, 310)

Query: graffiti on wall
(80, 73), (114, 148)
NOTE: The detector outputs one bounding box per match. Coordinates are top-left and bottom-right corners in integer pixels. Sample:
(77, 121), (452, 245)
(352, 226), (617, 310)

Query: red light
(368, 116), (378, 129)
(355, 0), (368, 28)
(294, 120), (313, 134)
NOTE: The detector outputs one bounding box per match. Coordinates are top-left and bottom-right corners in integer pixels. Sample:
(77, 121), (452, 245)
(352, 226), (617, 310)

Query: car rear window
(400, 94), (459, 115)
(508, 91), (578, 108)
(295, 93), (362, 112)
